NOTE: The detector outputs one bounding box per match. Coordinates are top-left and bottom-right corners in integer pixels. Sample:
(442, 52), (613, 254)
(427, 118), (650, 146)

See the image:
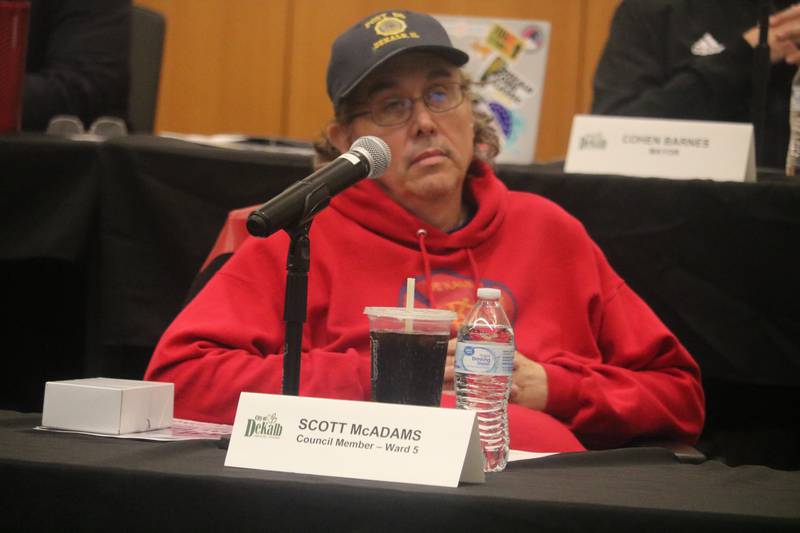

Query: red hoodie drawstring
(416, 229), (435, 307)
(465, 247), (481, 291)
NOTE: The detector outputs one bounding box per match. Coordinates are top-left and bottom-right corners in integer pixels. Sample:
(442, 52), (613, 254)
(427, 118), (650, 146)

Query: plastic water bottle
(455, 287), (515, 472)
(786, 68), (800, 176)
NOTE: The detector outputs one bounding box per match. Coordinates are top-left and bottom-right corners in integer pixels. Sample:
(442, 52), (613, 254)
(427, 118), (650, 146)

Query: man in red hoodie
(145, 10), (704, 452)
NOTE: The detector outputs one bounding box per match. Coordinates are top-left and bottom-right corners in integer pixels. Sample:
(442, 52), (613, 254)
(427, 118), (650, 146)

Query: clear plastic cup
(363, 307), (456, 406)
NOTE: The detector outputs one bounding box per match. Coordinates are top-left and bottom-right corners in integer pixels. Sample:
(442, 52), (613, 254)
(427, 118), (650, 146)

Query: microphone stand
(752, 0), (772, 166)
(247, 137), (388, 395)
(257, 176), (337, 395)
(281, 222), (312, 395)
(278, 184), (338, 395)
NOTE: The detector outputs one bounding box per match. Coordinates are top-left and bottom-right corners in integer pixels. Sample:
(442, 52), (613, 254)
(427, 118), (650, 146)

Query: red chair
(186, 205), (256, 303)
(199, 205), (257, 272)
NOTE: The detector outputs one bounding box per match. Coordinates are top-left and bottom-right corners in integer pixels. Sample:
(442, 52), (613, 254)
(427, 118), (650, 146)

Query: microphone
(246, 136), (391, 237)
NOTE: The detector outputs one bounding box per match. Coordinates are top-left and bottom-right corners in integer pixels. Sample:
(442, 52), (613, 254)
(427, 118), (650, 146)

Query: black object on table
(1, 411), (799, 532)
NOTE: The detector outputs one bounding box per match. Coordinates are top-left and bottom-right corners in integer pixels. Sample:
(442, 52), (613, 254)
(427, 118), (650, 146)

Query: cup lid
(363, 307), (456, 321)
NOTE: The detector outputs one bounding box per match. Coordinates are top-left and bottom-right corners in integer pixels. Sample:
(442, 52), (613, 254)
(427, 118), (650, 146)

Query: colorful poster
(436, 15), (550, 164)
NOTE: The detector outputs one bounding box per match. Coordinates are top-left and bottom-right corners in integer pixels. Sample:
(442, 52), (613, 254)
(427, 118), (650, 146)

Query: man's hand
(442, 338), (457, 396)
(442, 339), (548, 410)
(743, 4), (800, 64)
(772, 4), (800, 64)
(509, 352), (548, 411)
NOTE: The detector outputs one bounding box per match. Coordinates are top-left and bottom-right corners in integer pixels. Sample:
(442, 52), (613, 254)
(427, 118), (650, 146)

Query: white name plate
(225, 393), (485, 487)
(565, 115), (755, 182)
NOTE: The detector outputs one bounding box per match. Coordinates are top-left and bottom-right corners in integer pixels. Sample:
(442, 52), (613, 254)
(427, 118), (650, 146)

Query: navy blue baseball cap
(326, 10), (469, 107)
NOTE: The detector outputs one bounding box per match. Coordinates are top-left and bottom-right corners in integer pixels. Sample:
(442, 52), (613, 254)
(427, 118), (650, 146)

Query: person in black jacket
(592, 0), (799, 169)
(21, 0), (131, 131)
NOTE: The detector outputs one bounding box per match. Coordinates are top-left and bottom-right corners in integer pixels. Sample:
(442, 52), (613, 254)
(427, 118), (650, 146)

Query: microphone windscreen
(351, 136), (391, 178)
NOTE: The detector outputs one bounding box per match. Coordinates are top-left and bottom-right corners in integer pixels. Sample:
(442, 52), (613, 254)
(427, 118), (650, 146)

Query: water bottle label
(455, 341), (514, 375)
(792, 85), (800, 107)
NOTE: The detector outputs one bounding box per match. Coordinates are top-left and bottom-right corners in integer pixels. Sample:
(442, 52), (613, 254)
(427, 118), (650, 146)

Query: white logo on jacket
(691, 32), (726, 56)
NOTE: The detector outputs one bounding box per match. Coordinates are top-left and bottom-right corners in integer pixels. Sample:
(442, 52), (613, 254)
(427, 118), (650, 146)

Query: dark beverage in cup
(370, 330), (449, 406)
(364, 306), (455, 407)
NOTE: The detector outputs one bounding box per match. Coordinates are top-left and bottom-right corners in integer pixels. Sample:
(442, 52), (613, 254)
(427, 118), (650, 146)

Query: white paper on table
(158, 132), (314, 156)
(34, 418), (232, 441)
(35, 417), (557, 465)
(508, 450), (557, 462)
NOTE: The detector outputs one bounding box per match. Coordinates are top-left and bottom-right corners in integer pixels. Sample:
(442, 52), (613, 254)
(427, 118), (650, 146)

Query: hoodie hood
(329, 159), (508, 253)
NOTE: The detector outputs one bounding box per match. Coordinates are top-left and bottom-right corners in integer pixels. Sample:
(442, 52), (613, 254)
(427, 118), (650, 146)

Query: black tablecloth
(1, 135), (102, 410)
(1, 135), (99, 262)
(95, 136), (310, 352)
(1, 134), (799, 468)
(503, 166), (800, 384)
(1, 411), (798, 532)
(1, 134), (311, 393)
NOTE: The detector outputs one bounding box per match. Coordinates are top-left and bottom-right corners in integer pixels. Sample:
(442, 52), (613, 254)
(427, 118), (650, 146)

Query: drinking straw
(405, 277), (414, 333)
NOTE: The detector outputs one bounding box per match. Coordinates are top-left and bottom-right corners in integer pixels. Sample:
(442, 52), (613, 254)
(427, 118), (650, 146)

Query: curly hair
(312, 75), (500, 169)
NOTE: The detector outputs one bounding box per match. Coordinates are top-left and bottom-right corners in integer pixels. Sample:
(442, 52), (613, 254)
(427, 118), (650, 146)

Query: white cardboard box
(41, 377), (173, 434)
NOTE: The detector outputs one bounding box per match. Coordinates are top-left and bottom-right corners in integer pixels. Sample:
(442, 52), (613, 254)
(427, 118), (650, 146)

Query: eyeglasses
(350, 82), (466, 127)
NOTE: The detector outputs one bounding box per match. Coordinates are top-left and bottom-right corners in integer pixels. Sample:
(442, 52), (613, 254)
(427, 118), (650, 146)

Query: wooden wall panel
(578, 0), (621, 113)
(134, 0), (291, 135)
(285, 0), (584, 161)
(134, 0), (619, 160)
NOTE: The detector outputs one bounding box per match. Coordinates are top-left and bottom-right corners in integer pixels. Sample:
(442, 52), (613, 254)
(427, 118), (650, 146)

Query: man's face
(331, 52), (475, 210)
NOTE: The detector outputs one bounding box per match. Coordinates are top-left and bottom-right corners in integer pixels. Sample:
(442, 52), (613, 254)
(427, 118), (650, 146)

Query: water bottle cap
(476, 287), (501, 300)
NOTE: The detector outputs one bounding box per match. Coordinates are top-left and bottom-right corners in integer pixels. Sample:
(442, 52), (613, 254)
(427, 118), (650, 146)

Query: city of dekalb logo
(579, 132), (607, 150)
(244, 413), (283, 439)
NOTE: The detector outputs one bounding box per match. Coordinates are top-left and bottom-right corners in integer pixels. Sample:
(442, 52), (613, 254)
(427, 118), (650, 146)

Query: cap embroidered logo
(369, 14), (420, 50)
(375, 15), (407, 36)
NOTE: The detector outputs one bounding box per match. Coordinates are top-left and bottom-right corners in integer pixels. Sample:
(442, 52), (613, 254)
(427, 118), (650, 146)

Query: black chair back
(129, 5), (166, 133)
